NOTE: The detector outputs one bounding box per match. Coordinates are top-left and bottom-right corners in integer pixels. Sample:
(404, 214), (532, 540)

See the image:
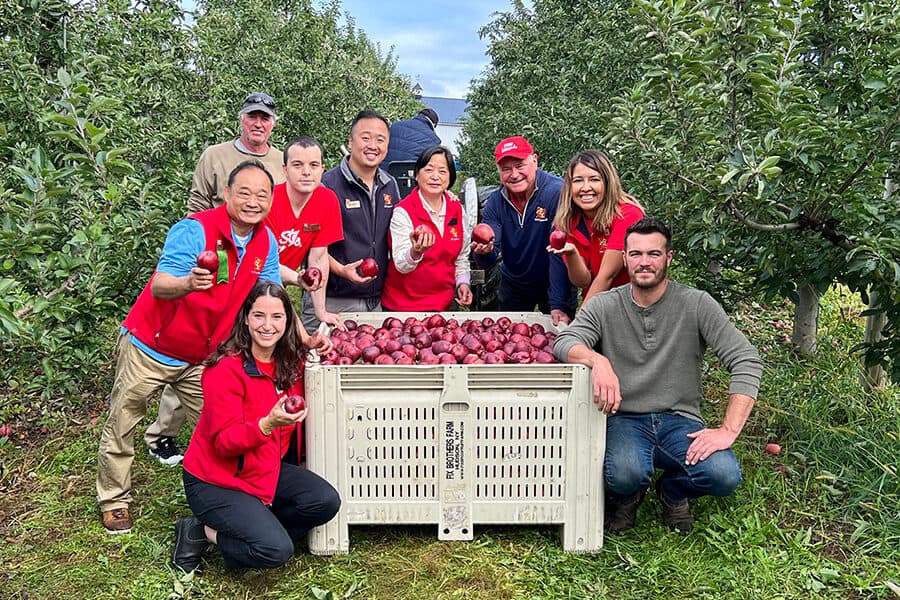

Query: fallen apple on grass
(765, 443), (782, 455)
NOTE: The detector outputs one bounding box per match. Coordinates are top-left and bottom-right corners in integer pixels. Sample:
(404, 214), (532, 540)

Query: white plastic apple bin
(305, 312), (606, 554)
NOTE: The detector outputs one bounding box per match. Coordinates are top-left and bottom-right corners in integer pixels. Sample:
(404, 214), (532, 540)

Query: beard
(630, 262), (668, 289)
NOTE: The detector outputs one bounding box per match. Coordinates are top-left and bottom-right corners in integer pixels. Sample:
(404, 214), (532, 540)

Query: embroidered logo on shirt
(383, 194), (393, 207)
(535, 207), (548, 221)
(345, 199), (360, 209)
(253, 257), (263, 273)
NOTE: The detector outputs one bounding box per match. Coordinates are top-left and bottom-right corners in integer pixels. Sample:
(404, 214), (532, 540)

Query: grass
(0, 287), (898, 599)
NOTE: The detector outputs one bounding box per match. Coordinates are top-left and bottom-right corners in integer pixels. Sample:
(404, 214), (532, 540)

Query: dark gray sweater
(553, 281), (762, 422)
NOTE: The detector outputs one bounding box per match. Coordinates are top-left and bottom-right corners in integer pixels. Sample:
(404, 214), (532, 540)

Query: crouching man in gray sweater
(553, 217), (762, 534)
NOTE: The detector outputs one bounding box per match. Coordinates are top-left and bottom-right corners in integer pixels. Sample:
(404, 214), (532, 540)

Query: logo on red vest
(383, 194), (393, 207)
(535, 207), (548, 221)
(449, 226), (460, 240)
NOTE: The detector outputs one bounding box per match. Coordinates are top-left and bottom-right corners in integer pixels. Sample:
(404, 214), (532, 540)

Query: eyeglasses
(243, 93), (275, 109)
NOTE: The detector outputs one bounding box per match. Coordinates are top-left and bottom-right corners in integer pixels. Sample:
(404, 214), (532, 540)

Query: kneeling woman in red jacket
(172, 281), (340, 573)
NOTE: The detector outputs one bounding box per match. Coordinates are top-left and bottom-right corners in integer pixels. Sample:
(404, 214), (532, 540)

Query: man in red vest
(96, 160), (282, 534)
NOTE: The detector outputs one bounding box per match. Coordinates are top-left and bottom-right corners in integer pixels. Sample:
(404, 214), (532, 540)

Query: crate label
(444, 420), (465, 480)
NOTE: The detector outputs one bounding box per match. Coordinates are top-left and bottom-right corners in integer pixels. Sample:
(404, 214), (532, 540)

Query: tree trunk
(860, 290), (886, 391)
(860, 176), (895, 390)
(792, 284), (820, 355)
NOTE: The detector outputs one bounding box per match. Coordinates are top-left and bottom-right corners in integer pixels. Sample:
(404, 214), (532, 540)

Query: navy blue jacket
(321, 157), (400, 300)
(383, 114), (441, 166)
(473, 169), (574, 313)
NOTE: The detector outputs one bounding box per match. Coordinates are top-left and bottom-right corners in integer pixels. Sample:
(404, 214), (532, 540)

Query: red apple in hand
(549, 230), (567, 250)
(413, 225), (430, 243)
(301, 267), (322, 287)
(284, 395), (306, 414)
(472, 223), (495, 244)
(358, 258), (379, 278)
(196, 250), (219, 273)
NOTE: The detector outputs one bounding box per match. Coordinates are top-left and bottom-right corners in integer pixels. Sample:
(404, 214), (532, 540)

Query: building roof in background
(421, 96), (469, 125)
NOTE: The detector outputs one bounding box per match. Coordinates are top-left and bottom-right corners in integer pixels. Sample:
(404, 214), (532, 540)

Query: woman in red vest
(172, 281), (340, 573)
(548, 150), (644, 303)
(382, 146), (473, 311)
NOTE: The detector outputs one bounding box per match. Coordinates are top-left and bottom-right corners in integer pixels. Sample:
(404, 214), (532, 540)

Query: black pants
(498, 277), (576, 317)
(183, 465), (340, 570)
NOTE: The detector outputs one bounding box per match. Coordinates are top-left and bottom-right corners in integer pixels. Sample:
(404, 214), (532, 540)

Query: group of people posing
(95, 91), (762, 574)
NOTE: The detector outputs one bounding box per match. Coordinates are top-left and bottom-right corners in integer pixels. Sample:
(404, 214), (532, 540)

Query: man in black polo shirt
(301, 110), (401, 332)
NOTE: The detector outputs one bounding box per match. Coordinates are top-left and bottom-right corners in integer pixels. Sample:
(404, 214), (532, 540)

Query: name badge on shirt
(302, 223), (321, 232)
(345, 199), (360, 209)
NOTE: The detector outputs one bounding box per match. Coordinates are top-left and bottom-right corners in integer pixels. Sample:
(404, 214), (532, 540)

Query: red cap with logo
(494, 136), (535, 164)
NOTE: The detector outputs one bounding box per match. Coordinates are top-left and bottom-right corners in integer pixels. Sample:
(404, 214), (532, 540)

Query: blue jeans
(604, 412), (742, 505)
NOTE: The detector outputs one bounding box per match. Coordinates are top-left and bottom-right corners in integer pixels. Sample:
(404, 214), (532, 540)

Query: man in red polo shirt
(264, 136), (344, 332)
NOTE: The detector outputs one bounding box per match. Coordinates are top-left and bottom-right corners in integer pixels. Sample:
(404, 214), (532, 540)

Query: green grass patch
(0, 288), (897, 599)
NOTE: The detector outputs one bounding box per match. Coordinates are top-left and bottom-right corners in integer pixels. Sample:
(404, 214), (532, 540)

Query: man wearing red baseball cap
(471, 136), (576, 324)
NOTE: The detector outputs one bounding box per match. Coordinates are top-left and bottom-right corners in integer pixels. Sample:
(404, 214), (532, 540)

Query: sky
(333, 0), (517, 99)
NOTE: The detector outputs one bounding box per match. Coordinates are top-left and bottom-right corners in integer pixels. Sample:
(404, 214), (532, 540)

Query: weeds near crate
(0, 288), (897, 599)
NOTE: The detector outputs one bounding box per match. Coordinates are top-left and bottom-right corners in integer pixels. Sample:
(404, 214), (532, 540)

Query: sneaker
(604, 491), (645, 534)
(149, 436), (183, 466)
(172, 516), (209, 573)
(656, 485), (693, 533)
(102, 507), (133, 534)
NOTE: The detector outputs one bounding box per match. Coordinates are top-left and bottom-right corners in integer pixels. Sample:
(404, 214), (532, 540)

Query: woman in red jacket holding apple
(381, 146), (473, 311)
(548, 149), (644, 302)
(172, 281), (340, 573)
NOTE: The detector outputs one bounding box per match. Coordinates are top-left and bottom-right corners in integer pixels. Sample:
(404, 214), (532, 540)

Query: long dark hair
(205, 280), (304, 390)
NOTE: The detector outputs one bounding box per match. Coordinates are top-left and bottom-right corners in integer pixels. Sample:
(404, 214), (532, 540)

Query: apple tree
(605, 0), (899, 378)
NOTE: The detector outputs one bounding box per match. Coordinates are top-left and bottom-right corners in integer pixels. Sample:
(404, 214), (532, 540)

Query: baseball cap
(494, 136), (534, 163)
(240, 92), (276, 117)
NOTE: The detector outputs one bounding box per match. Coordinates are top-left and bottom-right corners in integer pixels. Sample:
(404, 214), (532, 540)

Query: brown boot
(101, 507), (133, 534)
(656, 485), (693, 534)
(604, 492), (645, 534)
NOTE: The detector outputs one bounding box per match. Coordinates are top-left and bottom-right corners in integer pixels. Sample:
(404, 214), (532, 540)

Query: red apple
(196, 250), (219, 273)
(765, 443), (782, 455)
(0, 424), (11, 437)
(358, 258), (379, 278)
(472, 223), (495, 244)
(283, 395), (306, 414)
(301, 267), (322, 287)
(549, 230), (567, 250)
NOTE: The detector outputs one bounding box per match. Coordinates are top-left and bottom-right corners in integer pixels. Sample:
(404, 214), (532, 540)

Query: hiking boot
(656, 485), (693, 534)
(102, 507), (133, 534)
(172, 516), (209, 573)
(149, 436), (183, 466)
(604, 492), (645, 534)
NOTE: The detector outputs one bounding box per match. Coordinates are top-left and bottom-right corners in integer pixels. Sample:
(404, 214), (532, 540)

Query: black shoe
(149, 436), (183, 466)
(656, 485), (693, 534)
(172, 516), (208, 573)
(604, 491), (645, 534)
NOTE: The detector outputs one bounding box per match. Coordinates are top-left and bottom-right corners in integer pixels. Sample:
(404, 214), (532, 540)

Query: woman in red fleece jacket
(172, 281), (340, 573)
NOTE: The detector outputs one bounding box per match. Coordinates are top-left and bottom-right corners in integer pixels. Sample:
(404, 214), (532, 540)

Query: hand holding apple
(283, 395), (306, 414)
(548, 230), (567, 251)
(196, 250), (219, 273)
(358, 258), (379, 278)
(300, 267), (322, 289)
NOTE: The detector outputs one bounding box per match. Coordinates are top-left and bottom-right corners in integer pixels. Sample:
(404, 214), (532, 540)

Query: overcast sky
(334, 0), (517, 99)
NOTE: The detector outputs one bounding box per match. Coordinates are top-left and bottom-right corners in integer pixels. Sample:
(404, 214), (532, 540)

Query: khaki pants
(143, 385), (185, 447)
(96, 334), (204, 511)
